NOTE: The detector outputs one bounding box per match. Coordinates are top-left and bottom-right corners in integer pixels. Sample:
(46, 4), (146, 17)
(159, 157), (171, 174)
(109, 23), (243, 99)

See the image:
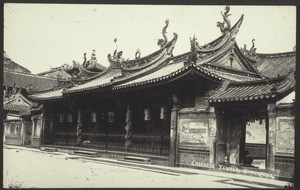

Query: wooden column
(267, 103), (276, 171)
(76, 109), (83, 146)
(169, 93), (181, 167)
(209, 107), (217, 164)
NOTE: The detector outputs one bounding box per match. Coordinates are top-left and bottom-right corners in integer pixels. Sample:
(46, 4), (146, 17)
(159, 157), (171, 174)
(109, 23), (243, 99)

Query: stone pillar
(40, 113), (45, 148)
(20, 118), (25, 146)
(267, 103), (276, 171)
(169, 93), (181, 167)
(209, 107), (217, 164)
(124, 105), (132, 151)
(76, 109), (82, 146)
(31, 117), (35, 147)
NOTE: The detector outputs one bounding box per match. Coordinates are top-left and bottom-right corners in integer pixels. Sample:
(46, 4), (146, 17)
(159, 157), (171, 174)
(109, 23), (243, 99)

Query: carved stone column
(209, 107), (217, 164)
(76, 109), (82, 146)
(124, 105), (132, 151)
(169, 93), (181, 167)
(267, 103), (276, 171)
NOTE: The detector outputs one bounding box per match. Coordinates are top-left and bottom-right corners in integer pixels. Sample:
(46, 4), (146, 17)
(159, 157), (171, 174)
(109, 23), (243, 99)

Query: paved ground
(3, 145), (291, 188)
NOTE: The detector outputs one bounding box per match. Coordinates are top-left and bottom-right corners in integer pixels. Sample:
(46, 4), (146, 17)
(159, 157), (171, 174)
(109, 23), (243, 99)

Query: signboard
(179, 121), (208, 145)
(189, 161), (277, 178)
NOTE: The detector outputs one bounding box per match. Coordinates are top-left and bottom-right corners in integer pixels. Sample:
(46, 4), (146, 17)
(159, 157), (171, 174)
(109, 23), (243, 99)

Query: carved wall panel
(178, 116), (209, 147)
(275, 118), (294, 154)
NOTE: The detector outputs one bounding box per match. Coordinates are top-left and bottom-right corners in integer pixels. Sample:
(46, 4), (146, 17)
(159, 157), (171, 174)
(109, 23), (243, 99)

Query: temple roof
(256, 52), (296, 78)
(28, 88), (64, 101)
(3, 52), (31, 74)
(208, 69), (295, 103)
(29, 10), (295, 103)
(3, 92), (36, 113)
(4, 70), (58, 91)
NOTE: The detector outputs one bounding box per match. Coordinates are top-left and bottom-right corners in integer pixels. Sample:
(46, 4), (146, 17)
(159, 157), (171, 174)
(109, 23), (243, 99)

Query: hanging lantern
(59, 114), (64, 122)
(91, 112), (97, 123)
(108, 112), (115, 122)
(160, 107), (167, 120)
(101, 113), (106, 120)
(67, 114), (73, 123)
(144, 109), (151, 121)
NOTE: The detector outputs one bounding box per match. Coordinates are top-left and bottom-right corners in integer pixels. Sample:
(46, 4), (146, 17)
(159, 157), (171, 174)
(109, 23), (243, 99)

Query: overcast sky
(4, 4), (296, 74)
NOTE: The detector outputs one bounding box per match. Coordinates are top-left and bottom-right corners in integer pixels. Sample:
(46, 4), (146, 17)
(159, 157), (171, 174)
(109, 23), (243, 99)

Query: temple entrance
(215, 105), (269, 170)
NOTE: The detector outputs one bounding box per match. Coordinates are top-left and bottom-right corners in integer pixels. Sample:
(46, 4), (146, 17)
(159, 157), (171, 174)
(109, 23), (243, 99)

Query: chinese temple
(28, 7), (295, 181)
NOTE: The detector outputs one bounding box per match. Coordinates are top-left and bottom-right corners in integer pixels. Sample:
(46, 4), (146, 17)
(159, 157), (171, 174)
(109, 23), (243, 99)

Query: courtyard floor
(3, 144), (291, 188)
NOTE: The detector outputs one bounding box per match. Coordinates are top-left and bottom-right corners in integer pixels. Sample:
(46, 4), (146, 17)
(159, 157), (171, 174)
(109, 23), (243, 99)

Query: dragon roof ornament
(241, 39), (258, 61)
(217, 6), (232, 34)
(157, 19), (169, 48)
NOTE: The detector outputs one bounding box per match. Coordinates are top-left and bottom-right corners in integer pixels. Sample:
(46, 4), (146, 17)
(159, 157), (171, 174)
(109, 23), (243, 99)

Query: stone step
(122, 156), (152, 164)
(41, 147), (58, 152)
(72, 150), (98, 157)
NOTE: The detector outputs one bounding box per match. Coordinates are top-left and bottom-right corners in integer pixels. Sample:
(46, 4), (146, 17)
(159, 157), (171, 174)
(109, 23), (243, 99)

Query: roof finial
(91, 50), (97, 62)
(157, 19), (169, 48)
(185, 35), (198, 66)
(217, 6), (231, 34)
(135, 49), (141, 59)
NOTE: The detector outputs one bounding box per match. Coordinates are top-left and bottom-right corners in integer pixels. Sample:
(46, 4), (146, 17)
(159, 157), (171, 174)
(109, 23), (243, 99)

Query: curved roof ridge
(196, 14), (244, 53)
(5, 70), (58, 81)
(229, 76), (285, 86)
(256, 51), (296, 58)
(107, 33), (178, 71)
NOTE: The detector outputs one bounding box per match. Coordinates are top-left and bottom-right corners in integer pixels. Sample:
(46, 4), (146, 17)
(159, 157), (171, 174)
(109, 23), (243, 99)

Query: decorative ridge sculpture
(135, 49), (141, 59)
(241, 39), (257, 60)
(157, 19), (169, 48)
(217, 6), (231, 34)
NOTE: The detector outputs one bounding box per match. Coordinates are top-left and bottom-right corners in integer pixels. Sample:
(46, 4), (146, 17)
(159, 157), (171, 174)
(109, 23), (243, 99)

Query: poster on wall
(179, 121), (208, 145)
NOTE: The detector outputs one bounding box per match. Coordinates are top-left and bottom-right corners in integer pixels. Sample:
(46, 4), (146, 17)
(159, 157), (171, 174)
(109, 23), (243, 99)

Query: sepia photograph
(3, 3), (296, 188)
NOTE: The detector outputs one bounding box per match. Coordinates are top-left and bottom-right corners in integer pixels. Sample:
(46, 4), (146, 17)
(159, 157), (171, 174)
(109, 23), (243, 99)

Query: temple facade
(29, 7), (295, 181)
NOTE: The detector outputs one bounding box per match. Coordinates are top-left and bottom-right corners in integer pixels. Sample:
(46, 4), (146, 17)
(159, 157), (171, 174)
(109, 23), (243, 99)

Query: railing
(245, 143), (266, 159)
(51, 132), (170, 155)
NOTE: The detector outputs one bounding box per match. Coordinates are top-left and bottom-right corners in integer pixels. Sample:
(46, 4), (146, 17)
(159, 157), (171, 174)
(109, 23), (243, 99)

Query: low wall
(5, 135), (22, 146)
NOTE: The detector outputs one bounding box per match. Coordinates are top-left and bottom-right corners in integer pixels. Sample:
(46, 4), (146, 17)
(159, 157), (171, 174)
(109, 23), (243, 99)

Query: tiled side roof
(4, 57), (31, 74)
(3, 92), (34, 112)
(113, 61), (186, 90)
(113, 61), (261, 90)
(208, 78), (284, 103)
(28, 88), (64, 101)
(4, 71), (58, 91)
(256, 52), (295, 78)
(3, 103), (30, 113)
(66, 68), (122, 93)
